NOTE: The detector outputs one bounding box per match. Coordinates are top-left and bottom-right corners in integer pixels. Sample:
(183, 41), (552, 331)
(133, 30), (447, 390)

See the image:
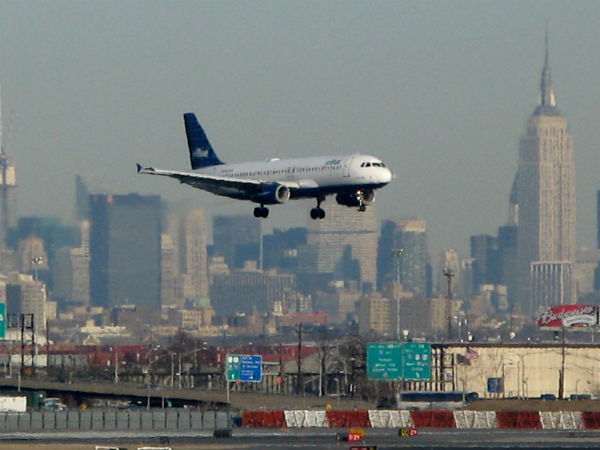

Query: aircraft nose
(382, 167), (393, 183)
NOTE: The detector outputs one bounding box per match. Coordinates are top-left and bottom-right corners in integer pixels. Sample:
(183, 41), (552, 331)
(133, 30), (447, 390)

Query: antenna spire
(540, 24), (556, 107)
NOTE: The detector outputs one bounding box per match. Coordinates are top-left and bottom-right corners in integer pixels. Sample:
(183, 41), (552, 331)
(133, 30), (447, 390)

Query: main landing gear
(254, 205), (269, 218)
(310, 196), (326, 220)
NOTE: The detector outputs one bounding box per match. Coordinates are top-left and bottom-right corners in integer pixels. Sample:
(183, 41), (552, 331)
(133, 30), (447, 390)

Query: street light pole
(178, 352), (182, 389)
(393, 249), (404, 341)
(113, 346), (119, 384)
(170, 353), (175, 388)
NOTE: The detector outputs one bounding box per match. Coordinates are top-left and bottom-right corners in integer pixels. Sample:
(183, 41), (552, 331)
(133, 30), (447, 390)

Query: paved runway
(2, 428), (600, 449)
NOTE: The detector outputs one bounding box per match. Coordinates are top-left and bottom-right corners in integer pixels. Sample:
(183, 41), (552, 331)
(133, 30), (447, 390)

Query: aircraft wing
(136, 164), (300, 197)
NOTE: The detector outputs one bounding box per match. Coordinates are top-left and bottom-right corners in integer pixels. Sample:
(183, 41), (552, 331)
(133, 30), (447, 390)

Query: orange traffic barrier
(582, 412), (600, 429)
(326, 410), (370, 428)
(410, 410), (455, 428)
(242, 410), (286, 427)
(496, 411), (541, 429)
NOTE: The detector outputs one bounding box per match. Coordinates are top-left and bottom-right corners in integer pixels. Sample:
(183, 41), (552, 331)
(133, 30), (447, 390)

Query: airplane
(137, 113), (393, 219)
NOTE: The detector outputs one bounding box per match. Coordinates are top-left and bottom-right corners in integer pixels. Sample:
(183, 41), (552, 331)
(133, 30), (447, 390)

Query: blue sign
(226, 354), (262, 382)
(487, 377), (503, 393)
(239, 355), (262, 382)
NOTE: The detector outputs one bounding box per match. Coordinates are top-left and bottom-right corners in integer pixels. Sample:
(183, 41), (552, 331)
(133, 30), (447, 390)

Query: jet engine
(335, 189), (375, 207)
(250, 183), (291, 205)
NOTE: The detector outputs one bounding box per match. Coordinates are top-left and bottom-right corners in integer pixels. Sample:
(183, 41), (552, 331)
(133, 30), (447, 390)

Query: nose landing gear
(355, 190), (366, 212)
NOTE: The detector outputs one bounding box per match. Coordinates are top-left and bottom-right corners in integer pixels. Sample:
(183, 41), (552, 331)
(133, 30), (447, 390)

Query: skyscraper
(0, 82), (17, 251)
(212, 215), (261, 270)
(181, 208), (209, 304)
(298, 202), (378, 291)
(89, 194), (162, 309)
(376, 218), (430, 298)
(513, 37), (576, 314)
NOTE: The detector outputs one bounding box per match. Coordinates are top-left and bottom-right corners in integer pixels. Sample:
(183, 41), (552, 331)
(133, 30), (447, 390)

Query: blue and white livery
(137, 113), (392, 219)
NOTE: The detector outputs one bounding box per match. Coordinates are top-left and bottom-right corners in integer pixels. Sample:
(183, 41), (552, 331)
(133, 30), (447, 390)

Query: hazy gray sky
(1, 1), (599, 255)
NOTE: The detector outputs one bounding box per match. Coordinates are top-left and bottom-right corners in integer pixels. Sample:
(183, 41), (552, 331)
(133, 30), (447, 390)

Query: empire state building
(513, 38), (576, 315)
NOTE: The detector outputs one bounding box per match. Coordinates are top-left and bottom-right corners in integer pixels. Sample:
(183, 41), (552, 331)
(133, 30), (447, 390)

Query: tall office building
(160, 232), (179, 307)
(396, 219), (430, 298)
(6, 273), (46, 332)
(181, 209), (209, 304)
(89, 194), (162, 309)
(513, 38), (576, 314)
(298, 202), (378, 290)
(376, 219), (400, 291)
(263, 227), (307, 272)
(378, 218), (430, 298)
(470, 235), (500, 288)
(0, 82), (16, 251)
(212, 215), (261, 270)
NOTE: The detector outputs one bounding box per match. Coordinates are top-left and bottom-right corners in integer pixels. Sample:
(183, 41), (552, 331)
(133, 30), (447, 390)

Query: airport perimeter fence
(0, 409), (235, 432)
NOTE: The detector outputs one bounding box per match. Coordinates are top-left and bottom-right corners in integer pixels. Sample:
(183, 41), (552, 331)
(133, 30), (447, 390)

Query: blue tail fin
(183, 113), (224, 169)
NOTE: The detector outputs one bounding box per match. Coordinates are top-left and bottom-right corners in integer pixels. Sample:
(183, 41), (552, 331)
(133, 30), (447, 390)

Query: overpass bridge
(0, 378), (374, 410)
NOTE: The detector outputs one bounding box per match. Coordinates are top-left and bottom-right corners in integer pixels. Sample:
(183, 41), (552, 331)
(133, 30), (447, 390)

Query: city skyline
(0, 2), (599, 256)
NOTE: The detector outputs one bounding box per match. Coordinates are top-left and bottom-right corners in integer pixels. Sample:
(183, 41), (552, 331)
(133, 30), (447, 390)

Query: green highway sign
(402, 342), (431, 380)
(0, 303), (5, 339)
(367, 343), (402, 380)
(367, 342), (432, 381)
(226, 354), (241, 381)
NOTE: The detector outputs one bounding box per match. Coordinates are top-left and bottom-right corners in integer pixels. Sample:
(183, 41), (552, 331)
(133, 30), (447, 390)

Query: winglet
(136, 163), (142, 173)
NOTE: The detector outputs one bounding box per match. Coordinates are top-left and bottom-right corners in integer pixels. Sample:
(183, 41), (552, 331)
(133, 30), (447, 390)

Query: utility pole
(296, 323), (303, 395)
(559, 326), (566, 399)
(278, 342), (283, 394)
(20, 313), (24, 377)
(442, 268), (454, 299)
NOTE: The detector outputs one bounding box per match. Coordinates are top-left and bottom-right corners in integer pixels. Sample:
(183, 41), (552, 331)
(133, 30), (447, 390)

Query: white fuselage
(196, 153), (391, 198)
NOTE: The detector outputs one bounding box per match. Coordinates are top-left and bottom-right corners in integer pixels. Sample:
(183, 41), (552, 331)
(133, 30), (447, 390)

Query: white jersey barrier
(539, 411), (582, 430)
(453, 410), (497, 428)
(284, 410), (328, 428)
(368, 410), (412, 428)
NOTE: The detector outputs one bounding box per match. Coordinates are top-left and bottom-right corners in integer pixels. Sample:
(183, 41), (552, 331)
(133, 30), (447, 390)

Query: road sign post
(225, 354), (263, 402)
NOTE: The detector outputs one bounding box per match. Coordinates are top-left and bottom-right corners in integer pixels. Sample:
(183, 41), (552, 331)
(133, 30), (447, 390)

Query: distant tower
(0, 82), (17, 250)
(513, 33), (576, 314)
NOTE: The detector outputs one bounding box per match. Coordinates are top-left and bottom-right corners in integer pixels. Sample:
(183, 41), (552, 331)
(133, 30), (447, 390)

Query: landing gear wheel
(358, 205), (366, 212)
(254, 206), (269, 218)
(310, 208), (325, 220)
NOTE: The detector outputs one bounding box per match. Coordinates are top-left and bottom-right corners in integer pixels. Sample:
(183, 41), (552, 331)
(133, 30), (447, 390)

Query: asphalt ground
(2, 428), (600, 450)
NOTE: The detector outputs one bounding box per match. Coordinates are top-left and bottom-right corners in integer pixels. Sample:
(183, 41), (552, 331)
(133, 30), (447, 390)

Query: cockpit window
(361, 161), (386, 168)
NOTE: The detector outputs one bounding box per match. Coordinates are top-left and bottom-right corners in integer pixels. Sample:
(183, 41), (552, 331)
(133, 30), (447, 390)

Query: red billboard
(537, 305), (598, 328)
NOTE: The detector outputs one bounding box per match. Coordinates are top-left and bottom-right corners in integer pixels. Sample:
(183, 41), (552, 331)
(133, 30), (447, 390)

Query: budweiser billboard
(537, 305), (598, 328)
